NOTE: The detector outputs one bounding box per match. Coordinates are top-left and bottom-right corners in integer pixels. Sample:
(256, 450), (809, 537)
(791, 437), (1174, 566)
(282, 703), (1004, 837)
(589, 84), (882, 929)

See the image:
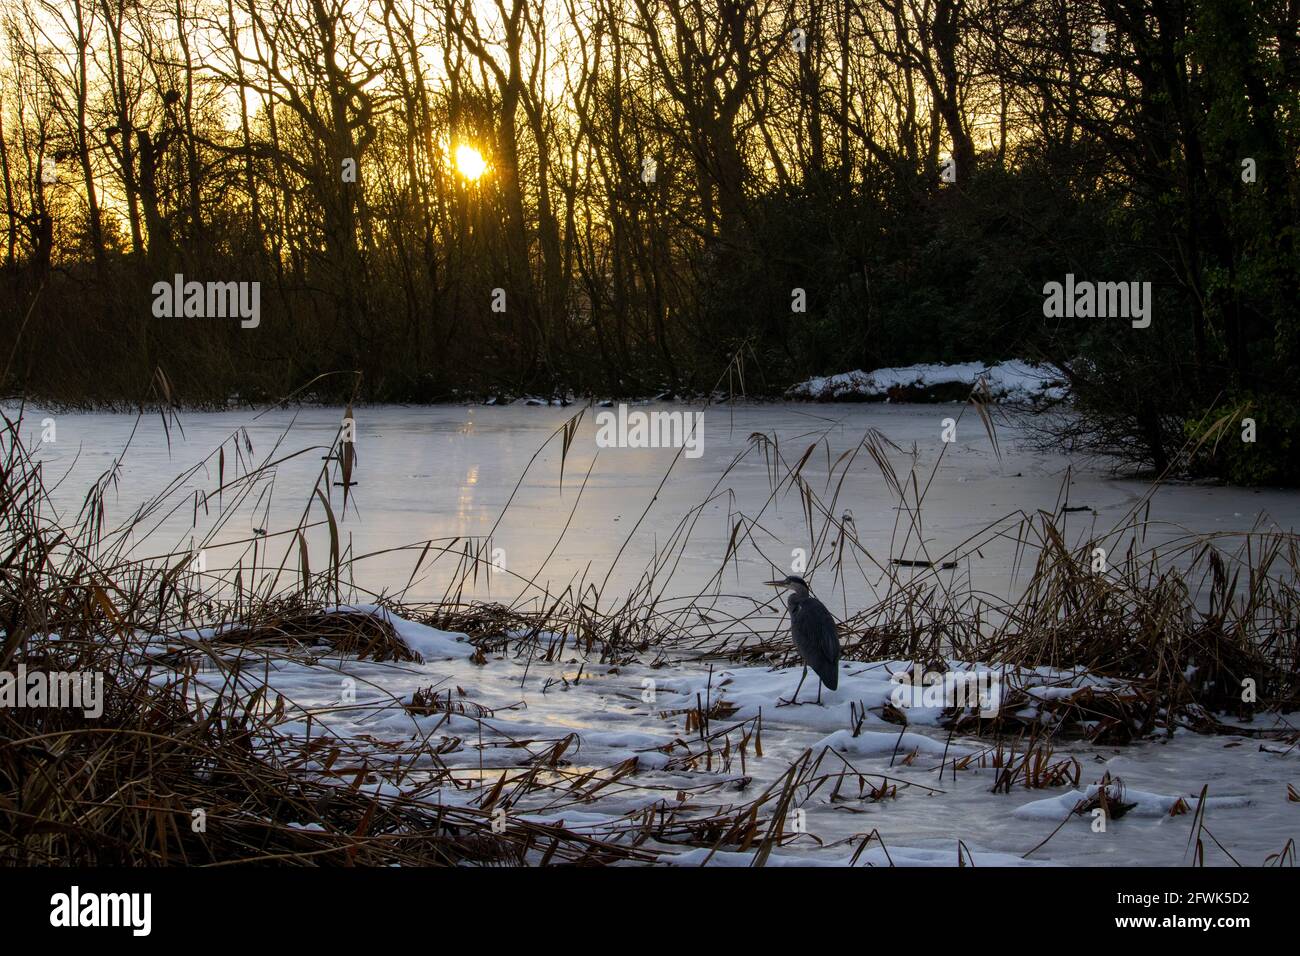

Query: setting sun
(453, 144), (487, 181)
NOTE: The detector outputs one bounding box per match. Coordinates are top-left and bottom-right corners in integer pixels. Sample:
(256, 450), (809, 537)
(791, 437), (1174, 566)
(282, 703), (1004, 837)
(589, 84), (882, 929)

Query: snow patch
(323, 603), (470, 660)
(1014, 784), (1253, 821)
(787, 360), (1068, 404)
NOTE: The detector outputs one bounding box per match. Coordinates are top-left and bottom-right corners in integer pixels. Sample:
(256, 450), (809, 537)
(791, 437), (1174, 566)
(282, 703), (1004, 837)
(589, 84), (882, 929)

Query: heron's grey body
(766, 575), (840, 702)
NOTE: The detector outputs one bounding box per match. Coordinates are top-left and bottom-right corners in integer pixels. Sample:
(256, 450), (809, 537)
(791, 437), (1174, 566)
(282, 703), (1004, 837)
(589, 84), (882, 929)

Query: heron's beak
(763, 580), (787, 587)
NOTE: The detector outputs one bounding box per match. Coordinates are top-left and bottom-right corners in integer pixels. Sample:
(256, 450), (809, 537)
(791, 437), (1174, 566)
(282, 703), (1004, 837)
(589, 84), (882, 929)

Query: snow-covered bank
(164, 610), (1299, 867)
(787, 360), (1069, 404)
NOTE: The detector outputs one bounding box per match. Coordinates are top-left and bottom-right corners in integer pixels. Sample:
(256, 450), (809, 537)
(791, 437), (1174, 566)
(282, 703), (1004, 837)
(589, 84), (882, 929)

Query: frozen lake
(17, 401), (1298, 618)
(13, 401), (1300, 866)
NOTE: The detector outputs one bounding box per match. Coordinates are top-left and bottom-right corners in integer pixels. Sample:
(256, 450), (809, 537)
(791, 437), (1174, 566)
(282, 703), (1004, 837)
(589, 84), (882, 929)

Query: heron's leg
(778, 665), (808, 707)
(816, 679), (823, 705)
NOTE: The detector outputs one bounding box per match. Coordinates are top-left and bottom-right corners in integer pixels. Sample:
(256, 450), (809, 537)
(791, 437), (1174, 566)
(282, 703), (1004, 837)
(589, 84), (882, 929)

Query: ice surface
(16, 402), (1295, 619)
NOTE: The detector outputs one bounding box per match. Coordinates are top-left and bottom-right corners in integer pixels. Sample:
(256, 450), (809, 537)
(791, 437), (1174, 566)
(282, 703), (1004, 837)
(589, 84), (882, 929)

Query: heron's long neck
(788, 589), (809, 610)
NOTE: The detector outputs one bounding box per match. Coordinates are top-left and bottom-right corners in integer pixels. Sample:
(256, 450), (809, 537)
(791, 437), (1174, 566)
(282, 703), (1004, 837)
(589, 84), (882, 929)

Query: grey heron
(765, 575), (840, 705)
